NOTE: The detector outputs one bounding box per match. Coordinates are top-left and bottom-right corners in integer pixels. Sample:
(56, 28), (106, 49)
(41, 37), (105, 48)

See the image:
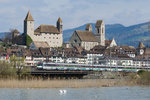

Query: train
(36, 62), (150, 72)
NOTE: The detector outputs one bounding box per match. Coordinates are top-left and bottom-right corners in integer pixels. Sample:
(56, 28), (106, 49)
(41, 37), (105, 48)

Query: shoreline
(0, 79), (148, 88)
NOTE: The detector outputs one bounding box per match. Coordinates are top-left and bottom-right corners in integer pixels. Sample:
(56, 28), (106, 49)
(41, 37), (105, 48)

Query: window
(74, 39), (77, 43)
(79, 43), (81, 46)
(98, 28), (99, 33)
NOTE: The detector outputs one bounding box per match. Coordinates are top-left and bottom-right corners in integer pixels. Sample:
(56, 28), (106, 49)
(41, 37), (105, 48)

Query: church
(24, 11), (63, 48)
(69, 20), (117, 50)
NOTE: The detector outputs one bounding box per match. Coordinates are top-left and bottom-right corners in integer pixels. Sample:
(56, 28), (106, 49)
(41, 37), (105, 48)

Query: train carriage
(36, 62), (147, 72)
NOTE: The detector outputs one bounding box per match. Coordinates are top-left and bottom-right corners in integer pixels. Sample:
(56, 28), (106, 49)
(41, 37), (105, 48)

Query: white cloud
(0, 0), (150, 32)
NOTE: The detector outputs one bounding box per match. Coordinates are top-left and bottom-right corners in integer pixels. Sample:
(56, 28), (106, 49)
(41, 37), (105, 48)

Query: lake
(0, 87), (150, 100)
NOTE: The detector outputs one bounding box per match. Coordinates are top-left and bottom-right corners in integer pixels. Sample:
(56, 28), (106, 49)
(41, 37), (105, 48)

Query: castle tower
(95, 20), (105, 46)
(24, 11), (34, 38)
(85, 24), (92, 31)
(57, 17), (63, 34)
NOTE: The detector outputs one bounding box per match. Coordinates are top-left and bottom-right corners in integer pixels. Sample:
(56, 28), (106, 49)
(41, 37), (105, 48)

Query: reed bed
(0, 79), (139, 88)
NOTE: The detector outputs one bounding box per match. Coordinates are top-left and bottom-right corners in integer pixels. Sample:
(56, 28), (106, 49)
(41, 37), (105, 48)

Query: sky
(0, 0), (150, 32)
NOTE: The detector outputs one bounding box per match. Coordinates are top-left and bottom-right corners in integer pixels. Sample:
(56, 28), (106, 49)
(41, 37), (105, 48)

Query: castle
(24, 11), (63, 48)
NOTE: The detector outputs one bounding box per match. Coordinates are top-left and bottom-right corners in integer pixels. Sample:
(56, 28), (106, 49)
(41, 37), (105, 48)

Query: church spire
(24, 11), (34, 21)
(57, 17), (63, 33)
(138, 42), (145, 48)
(57, 17), (63, 23)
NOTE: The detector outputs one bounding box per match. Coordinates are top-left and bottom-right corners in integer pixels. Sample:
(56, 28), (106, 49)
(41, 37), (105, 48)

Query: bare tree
(3, 29), (14, 44)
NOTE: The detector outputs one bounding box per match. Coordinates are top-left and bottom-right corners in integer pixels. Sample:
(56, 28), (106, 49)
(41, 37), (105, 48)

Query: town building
(136, 42), (150, 59)
(105, 38), (117, 48)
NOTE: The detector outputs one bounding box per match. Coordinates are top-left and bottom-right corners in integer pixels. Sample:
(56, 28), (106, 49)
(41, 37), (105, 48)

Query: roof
(75, 46), (84, 54)
(23, 49), (32, 57)
(120, 45), (135, 50)
(90, 45), (106, 53)
(91, 45), (106, 50)
(39, 48), (53, 56)
(95, 20), (103, 27)
(24, 11), (34, 21)
(34, 25), (59, 34)
(57, 17), (63, 23)
(105, 40), (112, 46)
(33, 41), (50, 48)
(144, 48), (150, 55)
(75, 30), (97, 42)
(138, 42), (145, 48)
(64, 48), (79, 57)
(31, 49), (42, 57)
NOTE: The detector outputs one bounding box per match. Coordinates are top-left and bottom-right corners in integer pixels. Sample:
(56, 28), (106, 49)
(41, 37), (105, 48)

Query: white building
(106, 58), (133, 66)
(133, 59), (150, 67)
(87, 53), (103, 65)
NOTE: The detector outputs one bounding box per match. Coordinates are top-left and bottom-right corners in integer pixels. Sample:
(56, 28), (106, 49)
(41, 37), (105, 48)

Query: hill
(63, 22), (150, 47)
(0, 32), (7, 39)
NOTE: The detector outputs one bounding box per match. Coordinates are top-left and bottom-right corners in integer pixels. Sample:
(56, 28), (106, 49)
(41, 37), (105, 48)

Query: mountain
(0, 32), (8, 39)
(63, 22), (150, 47)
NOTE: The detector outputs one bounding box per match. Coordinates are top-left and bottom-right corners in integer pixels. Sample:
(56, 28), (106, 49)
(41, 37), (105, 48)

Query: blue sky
(0, 0), (150, 32)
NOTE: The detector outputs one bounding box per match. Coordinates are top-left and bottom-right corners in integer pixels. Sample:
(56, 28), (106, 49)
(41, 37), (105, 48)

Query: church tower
(95, 20), (105, 46)
(24, 11), (34, 38)
(85, 24), (92, 31)
(57, 17), (63, 34)
(137, 42), (145, 55)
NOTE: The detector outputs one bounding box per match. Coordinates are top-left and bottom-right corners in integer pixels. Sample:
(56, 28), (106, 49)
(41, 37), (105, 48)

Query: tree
(0, 61), (17, 79)
(3, 32), (12, 44)
(3, 29), (16, 44)
(9, 55), (30, 79)
(26, 35), (33, 47)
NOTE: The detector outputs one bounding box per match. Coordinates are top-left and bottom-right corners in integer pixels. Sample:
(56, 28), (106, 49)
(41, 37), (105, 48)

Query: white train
(36, 62), (150, 72)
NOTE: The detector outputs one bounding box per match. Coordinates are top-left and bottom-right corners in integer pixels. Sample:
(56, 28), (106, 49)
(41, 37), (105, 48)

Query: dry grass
(0, 79), (139, 88)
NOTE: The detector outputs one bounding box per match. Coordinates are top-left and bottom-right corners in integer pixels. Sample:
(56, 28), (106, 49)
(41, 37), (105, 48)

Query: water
(0, 87), (150, 100)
